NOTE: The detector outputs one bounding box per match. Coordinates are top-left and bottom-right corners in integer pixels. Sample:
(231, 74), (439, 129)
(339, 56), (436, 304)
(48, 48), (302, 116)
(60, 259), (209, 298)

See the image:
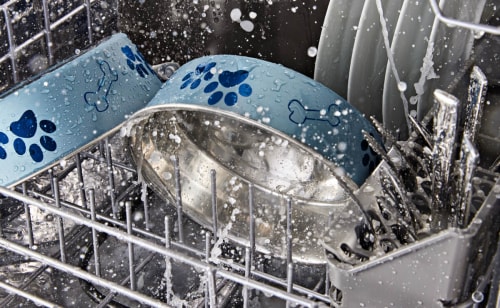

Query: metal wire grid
(0, 0), (499, 307)
(0, 0), (116, 93)
(0, 134), (332, 307)
(0, 0), (330, 306)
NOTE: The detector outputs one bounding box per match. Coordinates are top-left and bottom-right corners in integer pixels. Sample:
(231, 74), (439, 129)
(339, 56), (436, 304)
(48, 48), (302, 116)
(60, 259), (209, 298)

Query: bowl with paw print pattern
(127, 55), (383, 264)
(0, 33), (162, 187)
(144, 55), (381, 185)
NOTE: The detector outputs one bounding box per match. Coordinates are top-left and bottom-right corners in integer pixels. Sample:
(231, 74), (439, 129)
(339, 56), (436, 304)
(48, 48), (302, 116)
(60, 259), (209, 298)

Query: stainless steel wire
(0, 0), (498, 307)
(0, 135), (329, 307)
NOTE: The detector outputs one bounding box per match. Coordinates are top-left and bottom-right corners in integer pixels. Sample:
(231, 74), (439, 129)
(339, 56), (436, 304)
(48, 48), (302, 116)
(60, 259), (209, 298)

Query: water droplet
(272, 79), (285, 91)
(398, 81), (407, 92)
(363, 185), (375, 193)
(474, 31), (485, 39)
(472, 291), (484, 303)
(240, 20), (254, 32)
(284, 70), (296, 80)
(307, 46), (318, 57)
(337, 142), (347, 152)
(410, 96), (419, 105)
(162, 172), (172, 180)
(75, 49), (81, 55)
(230, 8), (242, 22)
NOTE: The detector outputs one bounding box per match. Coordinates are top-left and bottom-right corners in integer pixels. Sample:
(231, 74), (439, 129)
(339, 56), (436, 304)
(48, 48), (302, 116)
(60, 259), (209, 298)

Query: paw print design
(180, 61), (253, 106)
(0, 132), (8, 160)
(84, 60), (118, 112)
(360, 135), (379, 173)
(288, 99), (341, 127)
(121, 45), (155, 78)
(0, 110), (57, 163)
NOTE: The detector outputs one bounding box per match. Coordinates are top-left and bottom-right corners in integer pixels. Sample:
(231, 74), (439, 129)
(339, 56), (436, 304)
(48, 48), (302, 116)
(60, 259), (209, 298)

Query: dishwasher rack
(0, 0), (499, 307)
(0, 134), (332, 307)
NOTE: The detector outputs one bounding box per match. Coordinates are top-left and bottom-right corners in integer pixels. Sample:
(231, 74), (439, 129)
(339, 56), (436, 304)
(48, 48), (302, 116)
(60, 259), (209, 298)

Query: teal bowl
(146, 55), (381, 185)
(0, 33), (162, 187)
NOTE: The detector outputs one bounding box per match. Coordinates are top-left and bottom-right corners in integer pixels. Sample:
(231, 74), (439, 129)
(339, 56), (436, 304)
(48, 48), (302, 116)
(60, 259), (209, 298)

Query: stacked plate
(315, 0), (490, 140)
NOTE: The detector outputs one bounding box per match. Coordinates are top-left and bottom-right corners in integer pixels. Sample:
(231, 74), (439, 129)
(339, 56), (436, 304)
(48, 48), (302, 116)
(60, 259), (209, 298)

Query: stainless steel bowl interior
(128, 106), (351, 264)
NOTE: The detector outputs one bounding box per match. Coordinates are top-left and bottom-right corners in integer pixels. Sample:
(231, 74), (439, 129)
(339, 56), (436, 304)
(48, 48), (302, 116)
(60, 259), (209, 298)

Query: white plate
(382, 0), (436, 139)
(347, 0), (404, 122)
(415, 0), (486, 120)
(314, 0), (365, 99)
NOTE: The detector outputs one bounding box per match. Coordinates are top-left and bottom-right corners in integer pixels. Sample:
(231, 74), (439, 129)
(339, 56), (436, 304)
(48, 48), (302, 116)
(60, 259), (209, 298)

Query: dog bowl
(126, 55), (382, 263)
(128, 105), (350, 264)
(0, 33), (162, 187)
(146, 55), (381, 185)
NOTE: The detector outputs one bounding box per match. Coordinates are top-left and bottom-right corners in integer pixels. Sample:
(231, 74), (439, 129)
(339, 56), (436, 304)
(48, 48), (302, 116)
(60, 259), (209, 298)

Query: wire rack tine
(22, 182), (34, 247)
(173, 155), (184, 243)
(210, 169), (218, 238)
(41, 0), (54, 65)
(51, 171), (67, 263)
(0, 280), (63, 308)
(89, 189), (102, 277)
(428, 0), (500, 35)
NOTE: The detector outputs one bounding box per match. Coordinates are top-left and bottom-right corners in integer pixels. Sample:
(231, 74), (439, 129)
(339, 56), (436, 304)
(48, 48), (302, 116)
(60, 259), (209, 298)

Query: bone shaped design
(288, 99), (340, 127)
(84, 60), (119, 112)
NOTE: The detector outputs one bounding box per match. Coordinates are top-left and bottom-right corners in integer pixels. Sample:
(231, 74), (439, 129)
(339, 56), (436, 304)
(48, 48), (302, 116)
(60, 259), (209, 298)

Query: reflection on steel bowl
(128, 105), (350, 264)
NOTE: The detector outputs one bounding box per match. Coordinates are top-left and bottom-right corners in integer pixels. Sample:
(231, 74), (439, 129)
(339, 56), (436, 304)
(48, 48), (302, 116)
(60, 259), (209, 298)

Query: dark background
(118, 0), (328, 78)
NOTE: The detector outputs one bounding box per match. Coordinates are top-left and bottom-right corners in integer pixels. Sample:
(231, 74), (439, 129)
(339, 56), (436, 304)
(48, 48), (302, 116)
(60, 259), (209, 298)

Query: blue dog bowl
(0, 33), (162, 187)
(125, 55), (384, 262)
(146, 55), (381, 185)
